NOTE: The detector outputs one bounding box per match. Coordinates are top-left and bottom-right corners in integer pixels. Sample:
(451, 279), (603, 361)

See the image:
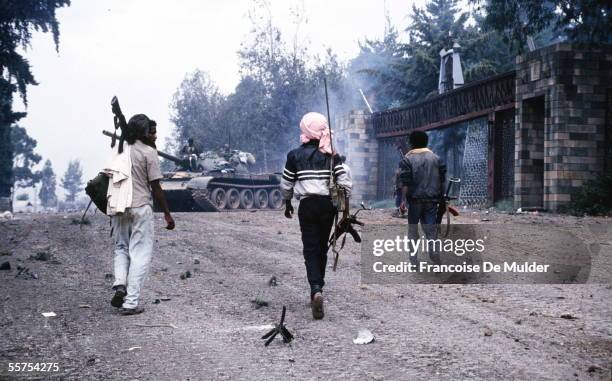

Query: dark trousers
(407, 201), (438, 262)
(298, 196), (335, 297)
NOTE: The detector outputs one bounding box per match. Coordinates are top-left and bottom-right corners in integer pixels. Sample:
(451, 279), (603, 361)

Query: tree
(11, 125), (42, 188)
(169, 1), (348, 171)
(61, 159), (83, 202)
(476, 0), (612, 52)
(352, 0), (518, 109)
(39, 159), (57, 207)
(349, 25), (407, 110)
(169, 70), (225, 152)
(0, 0), (70, 200)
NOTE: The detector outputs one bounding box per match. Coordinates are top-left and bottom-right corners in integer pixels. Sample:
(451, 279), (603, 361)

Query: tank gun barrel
(102, 130), (187, 165)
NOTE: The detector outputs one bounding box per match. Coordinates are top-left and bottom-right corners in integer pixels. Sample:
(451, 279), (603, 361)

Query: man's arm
(333, 156), (352, 194)
(150, 180), (175, 230)
(398, 158), (413, 210)
(280, 152), (297, 218)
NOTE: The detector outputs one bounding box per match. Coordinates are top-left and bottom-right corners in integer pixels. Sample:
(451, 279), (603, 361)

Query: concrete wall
(335, 110), (378, 204)
(515, 43), (612, 211)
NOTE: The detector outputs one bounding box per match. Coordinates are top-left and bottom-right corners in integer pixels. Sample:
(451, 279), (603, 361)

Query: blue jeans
(407, 201), (438, 262)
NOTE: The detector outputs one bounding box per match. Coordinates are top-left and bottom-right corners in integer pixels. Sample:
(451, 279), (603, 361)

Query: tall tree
(60, 159), (83, 202)
(169, 1), (348, 171)
(349, 25), (407, 110)
(169, 70), (225, 152)
(11, 125), (42, 188)
(38, 159), (57, 207)
(476, 0), (612, 52)
(0, 0), (70, 201)
(352, 0), (518, 109)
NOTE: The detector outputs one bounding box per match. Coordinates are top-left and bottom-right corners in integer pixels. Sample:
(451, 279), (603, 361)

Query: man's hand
(284, 200), (294, 219)
(164, 212), (175, 230)
(399, 202), (407, 213)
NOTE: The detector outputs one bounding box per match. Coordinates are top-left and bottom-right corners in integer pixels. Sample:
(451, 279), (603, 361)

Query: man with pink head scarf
(299, 112), (334, 155)
(280, 112), (352, 320)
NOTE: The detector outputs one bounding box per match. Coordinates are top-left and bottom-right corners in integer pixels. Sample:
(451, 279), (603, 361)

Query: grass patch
(562, 169), (612, 216)
(493, 199), (514, 212)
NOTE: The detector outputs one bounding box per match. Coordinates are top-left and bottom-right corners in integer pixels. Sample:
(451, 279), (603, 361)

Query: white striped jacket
(280, 142), (352, 201)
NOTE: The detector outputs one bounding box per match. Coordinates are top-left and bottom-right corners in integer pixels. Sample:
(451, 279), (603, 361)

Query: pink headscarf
(299, 112), (334, 154)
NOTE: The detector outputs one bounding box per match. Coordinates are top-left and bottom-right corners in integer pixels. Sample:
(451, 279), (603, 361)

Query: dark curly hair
(124, 114), (156, 148)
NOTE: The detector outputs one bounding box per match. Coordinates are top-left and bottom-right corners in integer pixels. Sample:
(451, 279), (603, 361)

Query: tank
(102, 130), (284, 212)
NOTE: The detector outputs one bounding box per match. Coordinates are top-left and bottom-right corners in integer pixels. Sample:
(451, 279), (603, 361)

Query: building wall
(375, 116), (492, 207)
(515, 43), (612, 211)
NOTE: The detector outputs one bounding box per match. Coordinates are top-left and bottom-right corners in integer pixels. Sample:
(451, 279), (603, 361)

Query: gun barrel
(101, 130), (185, 164)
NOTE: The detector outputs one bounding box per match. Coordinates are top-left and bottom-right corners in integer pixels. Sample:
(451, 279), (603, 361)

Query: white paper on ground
(353, 329), (374, 344)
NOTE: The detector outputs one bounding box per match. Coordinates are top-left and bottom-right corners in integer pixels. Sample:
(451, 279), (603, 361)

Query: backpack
(85, 172), (109, 215)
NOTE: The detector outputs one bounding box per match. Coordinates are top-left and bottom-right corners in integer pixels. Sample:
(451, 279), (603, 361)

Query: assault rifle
(436, 177), (461, 236)
(323, 78), (361, 271)
(110, 96), (128, 153)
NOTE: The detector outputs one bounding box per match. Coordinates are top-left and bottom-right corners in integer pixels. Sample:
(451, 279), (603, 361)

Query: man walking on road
(280, 112), (352, 320)
(106, 114), (175, 315)
(399, 130), (445, 267)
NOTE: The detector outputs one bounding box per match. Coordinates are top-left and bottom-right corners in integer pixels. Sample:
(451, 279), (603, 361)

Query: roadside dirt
(0, 209), (610, 380)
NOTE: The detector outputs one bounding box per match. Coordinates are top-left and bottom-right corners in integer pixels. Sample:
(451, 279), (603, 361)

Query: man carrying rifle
(280, 112), (352, 320)
(107, 114), (175, 315)
(399, 130), (445, 267)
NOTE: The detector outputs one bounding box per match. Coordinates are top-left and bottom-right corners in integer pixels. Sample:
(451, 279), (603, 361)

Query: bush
(563, 169), (612, 216)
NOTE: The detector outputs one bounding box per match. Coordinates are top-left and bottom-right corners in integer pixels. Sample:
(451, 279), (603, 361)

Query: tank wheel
(210, 188), (226, 209)
(225, 188), (240, 209)
(239, 189), (254, 209)
(268, 189), (283, 209)
(254, 189), (269, 209)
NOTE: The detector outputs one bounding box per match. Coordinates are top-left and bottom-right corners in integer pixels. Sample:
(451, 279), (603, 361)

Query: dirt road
(1, 210), (611, 380)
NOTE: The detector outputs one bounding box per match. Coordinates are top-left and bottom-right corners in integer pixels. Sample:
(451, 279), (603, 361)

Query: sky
(14, 0), (429, 198)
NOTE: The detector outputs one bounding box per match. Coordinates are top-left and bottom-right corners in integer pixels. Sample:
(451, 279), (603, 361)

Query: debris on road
(127, 346), (142, 352)
(0, 261), (10, 270)
(194, 258), (200, 265)
(484, 327), (493, 336)
(104, 273), (113, 280)
(262, 306), (293, 346)
(16, 266), (38, 279)
(41, 312), (57, 318)
(30, 251), (51, 261)
(353, 329), (375, 344)
(133, 323), (177, 329)
(560, 313), (578, 320)
(268, 276), (277, 286)
(79, 304), (91, 309)
(251, 297), (269, 309)
(180, 270), (192, 280)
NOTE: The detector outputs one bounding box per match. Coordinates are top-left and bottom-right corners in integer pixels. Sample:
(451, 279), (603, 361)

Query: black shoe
(120, 306), (144, 316)
(429, 254), (441, 265)
(311, 292), (324, 320)
(111, 285), (127, 308)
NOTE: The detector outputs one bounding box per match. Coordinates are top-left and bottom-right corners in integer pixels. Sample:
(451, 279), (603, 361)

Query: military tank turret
(102, 130), (283, 212)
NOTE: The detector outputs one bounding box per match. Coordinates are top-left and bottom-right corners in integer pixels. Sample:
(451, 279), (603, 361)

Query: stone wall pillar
(335, 110), (378, 204)
(515, 43), (612, 211)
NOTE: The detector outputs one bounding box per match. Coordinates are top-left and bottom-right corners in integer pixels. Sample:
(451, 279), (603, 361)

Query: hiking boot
(311, 292), (324, 320)
(111, 285), (127, 308)
(120, 306), (145, 316)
